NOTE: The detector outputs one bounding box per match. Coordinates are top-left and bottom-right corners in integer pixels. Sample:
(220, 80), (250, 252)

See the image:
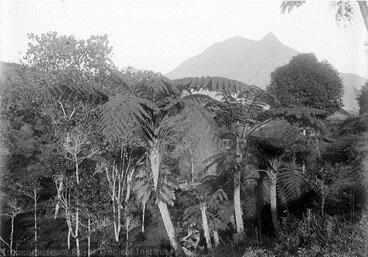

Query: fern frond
(49, 84), (109, 105)
(99, 94), (154, 142)
(202, 152), (231, 175)
(133, 75), (180, 103)
(277, 164), (306, 202)
(182, 93), (219, 107)
(259, 106), (328, 133)
(171, 76), (263, 95)
(280, 0), (306, 14)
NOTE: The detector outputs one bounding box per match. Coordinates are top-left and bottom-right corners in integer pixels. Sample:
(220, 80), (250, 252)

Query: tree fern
(276, 162), (306, 203)
(171, 76), (263, 95)
(259, 106), (328, 134)
(98, 94), (153, 142)
(132, 75), (180, 104)
(49, 83), (109, 105)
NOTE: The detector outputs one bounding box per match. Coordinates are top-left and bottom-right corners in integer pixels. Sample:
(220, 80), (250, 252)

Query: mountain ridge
(166, 33), (366, 111)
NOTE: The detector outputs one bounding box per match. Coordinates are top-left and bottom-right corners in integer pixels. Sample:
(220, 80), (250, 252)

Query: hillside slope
(166, 33), (366, 111)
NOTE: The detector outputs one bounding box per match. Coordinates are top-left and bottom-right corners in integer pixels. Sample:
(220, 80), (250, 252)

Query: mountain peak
(260, 32), (279, 43)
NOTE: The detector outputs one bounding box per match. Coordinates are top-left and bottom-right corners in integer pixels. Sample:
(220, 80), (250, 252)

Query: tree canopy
(267, 53), (344, 115)
(357, 81), (368, 114)
(281, 0), (368, 32)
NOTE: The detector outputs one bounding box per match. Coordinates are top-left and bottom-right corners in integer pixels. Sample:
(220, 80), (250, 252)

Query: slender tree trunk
(75, 210), (80, 257)
(321, 196), (326, 217)
(213, 230), (220, 247)
(141, 203), (146, 233)
(125, 226), (129, 257)
(112, 198), (120, 242)
(189, 148), (195, 183)
(87, 217), (91, 257)
(34, 189), (38, 257)
(10, 216), (14, 256)
(230, 214), (236, 229)
(150, 143), (183, 255)
(54, 179), (63, 219)
(75, 160), (79, 185)
(302, 128), (306, 173)
(256, 180), (263, 236)
(67, 225), (71, 250)
(269, 172), (279, 236)
(200, 203), (212, 250)
(125, 171), (133, 204)
(234, 169), (244, 234)
(74, 158), (80, 257)
(117, 204), (121, 242)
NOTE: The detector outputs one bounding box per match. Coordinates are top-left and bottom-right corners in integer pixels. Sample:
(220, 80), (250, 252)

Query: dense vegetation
(357, 81), (368, 115)
(0, 32), (367, 257)
(267, 53), (344, 115)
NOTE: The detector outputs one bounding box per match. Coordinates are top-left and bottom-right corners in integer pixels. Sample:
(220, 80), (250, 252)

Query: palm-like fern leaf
(99, 94), (154, 142)
(280, 0), (306, 14)
(259, 107), (328, 133)
(276, 163), (306, 202)
(133, 75), (180, 103)
(49, 84), (109, 105)
(171, 76), (263, 95)
(182, 93), (221, 107)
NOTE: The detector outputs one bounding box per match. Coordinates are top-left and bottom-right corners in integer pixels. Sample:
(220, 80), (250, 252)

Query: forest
(0, 28), (368, 257)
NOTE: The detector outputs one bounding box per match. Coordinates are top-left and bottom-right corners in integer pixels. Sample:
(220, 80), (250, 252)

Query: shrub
(274, 212), (367, 257)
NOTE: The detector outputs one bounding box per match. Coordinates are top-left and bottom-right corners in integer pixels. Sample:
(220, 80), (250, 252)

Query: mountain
(167, 33), (298, 88)
(166, 33), (366, 111)
(340, 73), (367, 111)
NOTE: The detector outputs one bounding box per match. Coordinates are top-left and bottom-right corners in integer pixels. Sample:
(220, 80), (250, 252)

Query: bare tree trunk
(10, 216), (14, 256)
(141, 202), (146, 233)
(230, 214), (236, 229)
(87, 217), (91, 257)
(200, 203), (212, 249)
(74, 160), (80, 257)
(213, 230), (220, 247)
(125, 171), (133, 204)
(54, 179), (63, 219)
(125, 225), (129, 257)
(234, 169), (244, 234)
(189, 148), (195, 183)
(75, 161), (79, 185)
(34, 189), (38, 257)
(112, 198), (121, 242)
(302, 128), (306, 173)
(117, 203), (121, 242)
(150, 143), (183, 255)
(321, 196), (326, 217)
(67, 226), (71, 250)
(269, 172), (279, 236)
(75, 210), (80, 257)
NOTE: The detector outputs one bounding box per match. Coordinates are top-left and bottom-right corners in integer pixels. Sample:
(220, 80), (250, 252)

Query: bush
(242, 247), (275, 257)
(273, 212), (367, 257)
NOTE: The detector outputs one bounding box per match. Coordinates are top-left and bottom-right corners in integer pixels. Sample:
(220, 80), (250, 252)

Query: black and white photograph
(0, 0), (367, 256)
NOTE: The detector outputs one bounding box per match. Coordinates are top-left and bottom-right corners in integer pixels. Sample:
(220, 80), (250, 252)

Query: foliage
(22, 32), (117, 92)
(1, 31), (368, 257)
(267, 53), (343, 115)
(171, 76), (263, 96)
(274, 212), (367, 257)
(281, 0), (368, 30)
(356, 81), (368, 115)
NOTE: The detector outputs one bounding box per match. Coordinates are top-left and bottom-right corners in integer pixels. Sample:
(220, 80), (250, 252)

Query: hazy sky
(1, 0), (367, 77)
